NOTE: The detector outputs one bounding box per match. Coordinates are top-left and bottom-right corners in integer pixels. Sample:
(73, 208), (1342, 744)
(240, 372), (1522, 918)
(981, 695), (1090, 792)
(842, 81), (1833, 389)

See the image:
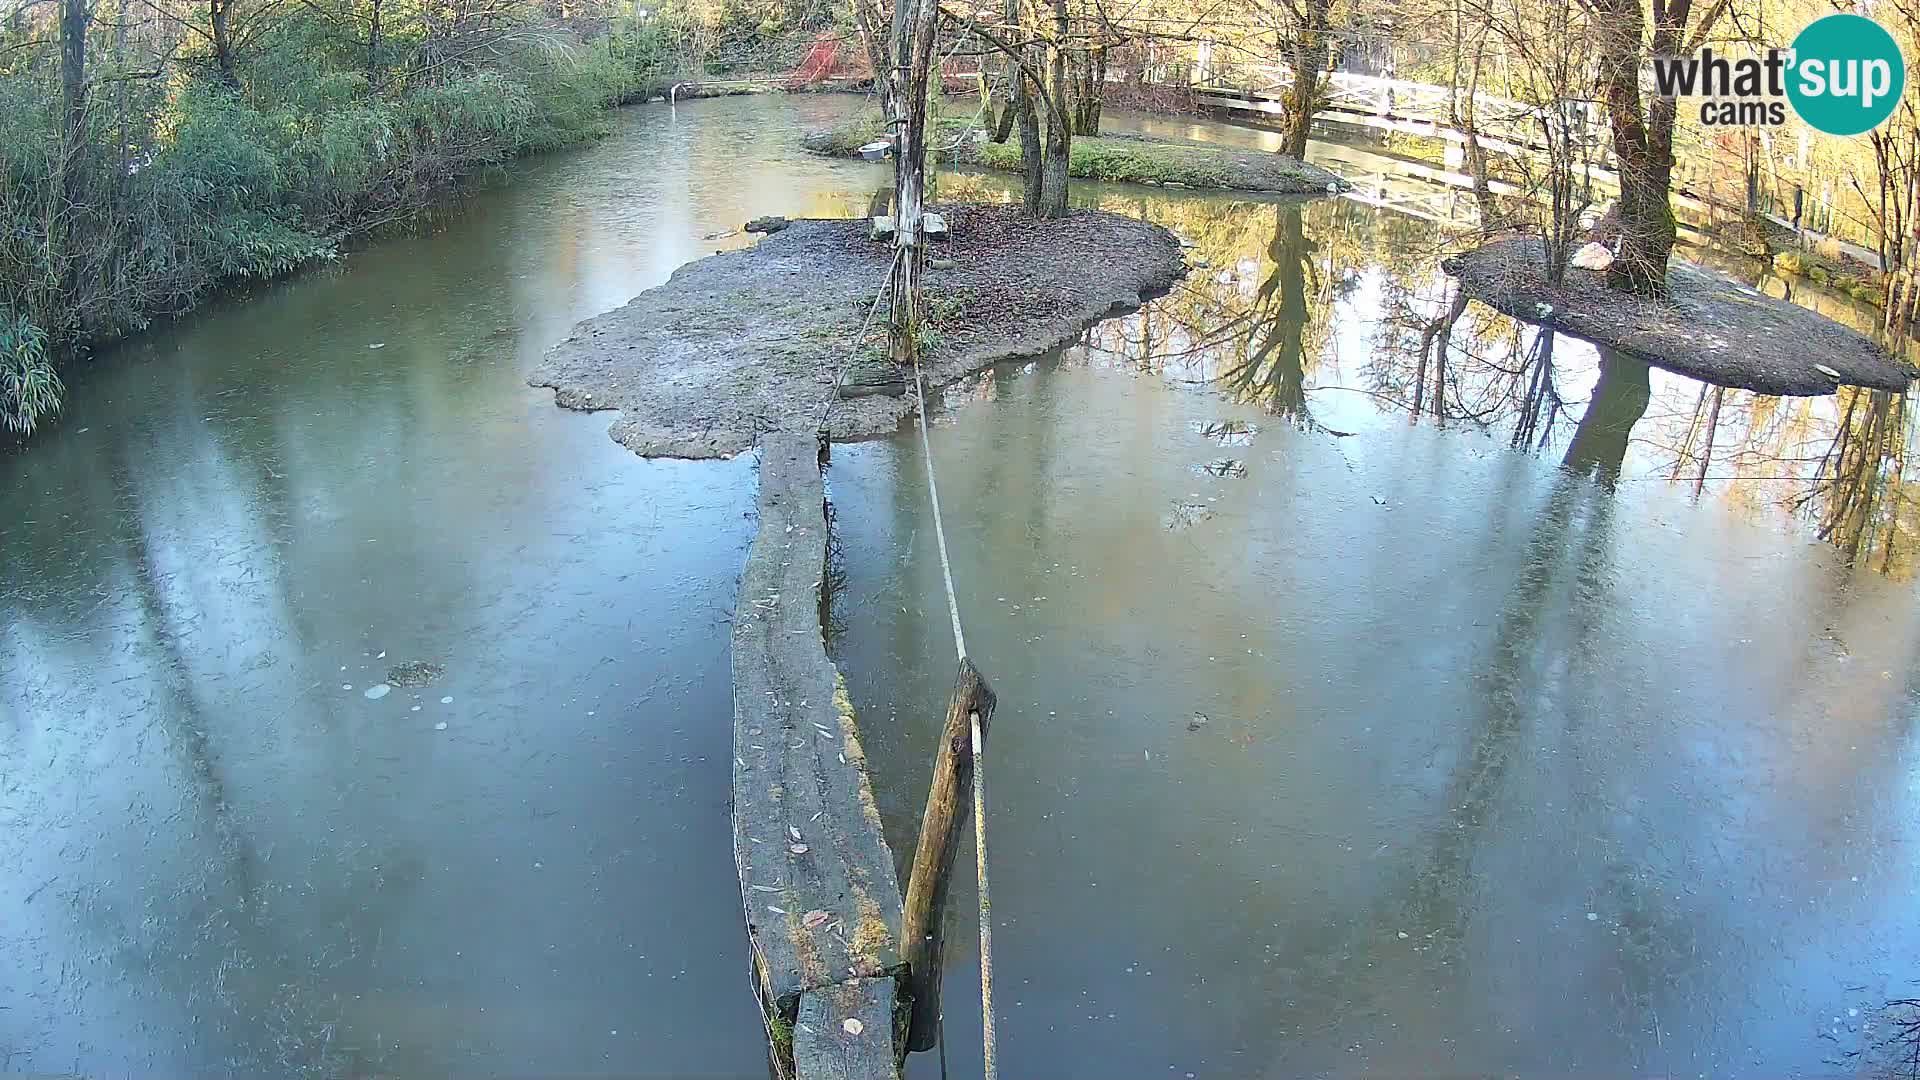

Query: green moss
(767, 1010), (795, 1070)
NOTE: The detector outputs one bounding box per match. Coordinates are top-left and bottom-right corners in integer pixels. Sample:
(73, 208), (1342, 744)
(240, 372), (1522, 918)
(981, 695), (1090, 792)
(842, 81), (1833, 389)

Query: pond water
(4, 91), (1916, 1077)
(0, 93), (880, 1077)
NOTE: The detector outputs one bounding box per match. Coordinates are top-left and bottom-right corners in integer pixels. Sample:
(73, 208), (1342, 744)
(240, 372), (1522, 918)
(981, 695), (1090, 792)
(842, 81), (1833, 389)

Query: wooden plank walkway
(732, 432), (905, 1080)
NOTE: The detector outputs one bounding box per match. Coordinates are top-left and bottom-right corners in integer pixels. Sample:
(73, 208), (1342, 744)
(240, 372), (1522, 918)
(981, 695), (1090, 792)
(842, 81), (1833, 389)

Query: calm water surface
(0, 94), (879, 1077)
(4, 92), (1916, 1078)
(830, 357), (1920, 1077)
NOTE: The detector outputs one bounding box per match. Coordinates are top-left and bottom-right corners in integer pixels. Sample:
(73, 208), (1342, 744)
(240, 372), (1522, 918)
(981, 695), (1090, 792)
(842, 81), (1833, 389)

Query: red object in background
(788, 36), (843, 88)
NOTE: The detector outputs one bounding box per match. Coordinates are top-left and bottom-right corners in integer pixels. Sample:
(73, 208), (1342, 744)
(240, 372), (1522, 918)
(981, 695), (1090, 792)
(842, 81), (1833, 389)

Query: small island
(530, 203), (1187, 458)
(1443, 237), (1916, 397)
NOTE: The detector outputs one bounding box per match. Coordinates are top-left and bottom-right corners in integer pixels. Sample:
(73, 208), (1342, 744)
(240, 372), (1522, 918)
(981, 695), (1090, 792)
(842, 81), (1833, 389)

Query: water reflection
(827, 349), (1920, 1078)
(1562, 350), (1652, 487)
(998, 181), (1920, 578)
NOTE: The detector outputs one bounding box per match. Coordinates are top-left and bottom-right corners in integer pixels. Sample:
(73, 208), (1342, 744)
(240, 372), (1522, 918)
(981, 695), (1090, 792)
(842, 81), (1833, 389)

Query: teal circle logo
(1787, 14), (1905, 136)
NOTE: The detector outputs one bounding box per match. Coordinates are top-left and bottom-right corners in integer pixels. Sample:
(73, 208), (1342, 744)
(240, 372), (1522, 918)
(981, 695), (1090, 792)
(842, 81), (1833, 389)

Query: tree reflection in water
(1025, 174), (1920, 578)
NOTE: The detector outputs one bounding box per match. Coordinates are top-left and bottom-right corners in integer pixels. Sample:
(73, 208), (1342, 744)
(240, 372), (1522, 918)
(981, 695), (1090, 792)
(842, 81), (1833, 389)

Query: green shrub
(0, 313), (60, 437)
(0, 1), (710, 441)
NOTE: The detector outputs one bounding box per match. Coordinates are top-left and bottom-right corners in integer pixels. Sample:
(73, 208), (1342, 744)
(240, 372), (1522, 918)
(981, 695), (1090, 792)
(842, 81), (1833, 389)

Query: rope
(811, 140), (993, 1076)
(970, 709), (996, 1080)
(908, 337), (992, 1079)
(909, 361), (969, 661)
(815, 250), (904, 439)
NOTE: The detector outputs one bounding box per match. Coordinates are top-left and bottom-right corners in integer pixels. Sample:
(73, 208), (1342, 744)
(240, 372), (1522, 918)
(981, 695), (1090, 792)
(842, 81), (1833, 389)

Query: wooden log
(732, 433), (906, 1078)
(901, 657), (996, 1053)
(794, 976), (902, 1080)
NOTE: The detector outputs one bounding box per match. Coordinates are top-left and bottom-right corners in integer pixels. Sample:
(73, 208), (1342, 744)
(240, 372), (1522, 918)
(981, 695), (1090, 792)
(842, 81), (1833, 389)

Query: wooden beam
(900, 657), (997, 1053)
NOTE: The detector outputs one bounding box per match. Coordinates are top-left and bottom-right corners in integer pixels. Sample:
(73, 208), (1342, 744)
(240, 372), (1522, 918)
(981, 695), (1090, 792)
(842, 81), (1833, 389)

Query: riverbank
(530, 203), (1187, 458)
(801, 113), (1346, 195)
(1443, 237), (1915, 395)
(1, 33), (681, 441)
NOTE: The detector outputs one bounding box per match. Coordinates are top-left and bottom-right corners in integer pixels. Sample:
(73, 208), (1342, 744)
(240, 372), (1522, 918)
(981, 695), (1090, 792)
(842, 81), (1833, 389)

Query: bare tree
(1583, 0), (1727, 294)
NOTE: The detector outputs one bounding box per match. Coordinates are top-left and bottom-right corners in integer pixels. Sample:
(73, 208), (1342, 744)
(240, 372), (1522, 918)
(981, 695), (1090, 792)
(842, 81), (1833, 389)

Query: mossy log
(732, 433), (906, 1078)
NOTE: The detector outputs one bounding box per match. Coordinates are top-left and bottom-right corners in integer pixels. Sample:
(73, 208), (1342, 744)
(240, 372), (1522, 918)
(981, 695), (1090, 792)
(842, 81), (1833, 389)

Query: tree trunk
(887, 0), (938, 365)
(1592, 0), (1682, 295)
(209, 0), (238, 87)
(368, 0), (382, 76)
(1071, 47), (1105, 135)
(60, 0), (89, 151)
(989, 0), (1018, 142)
(59, 0), (90, 214)
(851, 0), (898, 120)
(1278, 0), (1332, 159)
(1035, 0), (1071, 218)
(1014, 69), (1043, 213)
(990, 89), (1016, 142)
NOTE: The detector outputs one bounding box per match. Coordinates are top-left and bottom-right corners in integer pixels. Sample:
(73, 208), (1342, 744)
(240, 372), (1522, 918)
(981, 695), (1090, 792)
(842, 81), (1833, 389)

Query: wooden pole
(901, 657), (996, 1053)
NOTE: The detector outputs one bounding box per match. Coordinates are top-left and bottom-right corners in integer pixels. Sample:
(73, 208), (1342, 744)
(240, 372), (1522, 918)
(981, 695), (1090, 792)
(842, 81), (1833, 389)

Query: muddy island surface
(1443, 236), (1916, 396)
(530, 203), (1187, 458)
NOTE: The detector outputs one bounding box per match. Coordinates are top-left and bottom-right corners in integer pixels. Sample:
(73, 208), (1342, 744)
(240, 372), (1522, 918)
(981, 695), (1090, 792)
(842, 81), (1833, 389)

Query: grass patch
(802, 108), (891, 156)
(969, 136), (1236, 187)
(1775, 248), (1886, 306)
(956, 130), (1341, 192)
(801, 111), (1343, 194)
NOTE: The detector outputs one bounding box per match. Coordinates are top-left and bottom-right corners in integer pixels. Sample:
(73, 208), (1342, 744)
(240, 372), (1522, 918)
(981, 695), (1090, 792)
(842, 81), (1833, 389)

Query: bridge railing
(1196, 62), (1607, 157)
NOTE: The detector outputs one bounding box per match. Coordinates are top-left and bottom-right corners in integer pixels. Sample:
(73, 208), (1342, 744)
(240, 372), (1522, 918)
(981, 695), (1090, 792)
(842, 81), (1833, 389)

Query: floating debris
(440, 695), (454, 705)
(843, 1018), (865, 1036)
(1163, 501), (1215, 530)
(363, 684), (391, 700)
(386, 660), (445, 687)
(1195, 459), (1248, 479)
(1193, 419), (1258, 446)
(1187, 713), (1209, 731)
(433, 721), (448, 731)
